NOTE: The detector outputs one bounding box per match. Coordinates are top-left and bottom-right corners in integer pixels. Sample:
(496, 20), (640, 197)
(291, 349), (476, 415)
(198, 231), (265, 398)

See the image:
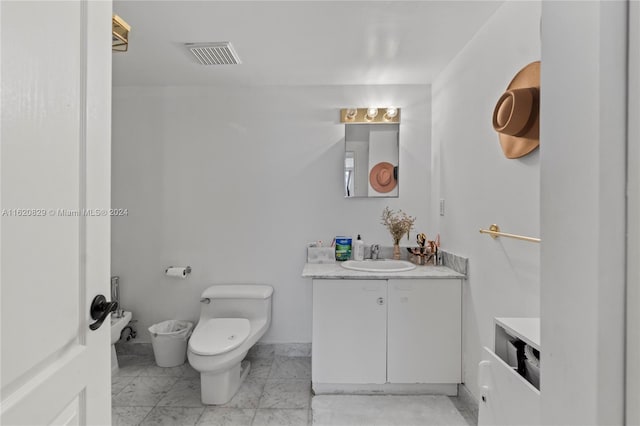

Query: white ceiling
(112, 1), (503, 87)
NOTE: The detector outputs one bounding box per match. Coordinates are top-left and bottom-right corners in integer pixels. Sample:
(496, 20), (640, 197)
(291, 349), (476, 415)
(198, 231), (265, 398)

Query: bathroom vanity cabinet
(310, 277), (462, 394)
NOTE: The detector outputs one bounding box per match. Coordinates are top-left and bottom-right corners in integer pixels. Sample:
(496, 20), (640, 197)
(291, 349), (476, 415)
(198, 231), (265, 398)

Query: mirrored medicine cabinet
(341, 108), (400, 198)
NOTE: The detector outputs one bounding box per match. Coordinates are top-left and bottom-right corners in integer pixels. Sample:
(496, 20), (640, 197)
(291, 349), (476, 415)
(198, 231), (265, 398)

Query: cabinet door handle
(377, 297), (385, 305)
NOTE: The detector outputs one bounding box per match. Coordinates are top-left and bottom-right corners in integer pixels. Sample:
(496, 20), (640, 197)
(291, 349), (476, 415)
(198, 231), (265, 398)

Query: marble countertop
(301, 262), (466, 280)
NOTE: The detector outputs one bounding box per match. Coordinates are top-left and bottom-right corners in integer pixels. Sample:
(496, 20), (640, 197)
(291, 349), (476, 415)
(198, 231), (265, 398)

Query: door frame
(626, 1), (639, 423)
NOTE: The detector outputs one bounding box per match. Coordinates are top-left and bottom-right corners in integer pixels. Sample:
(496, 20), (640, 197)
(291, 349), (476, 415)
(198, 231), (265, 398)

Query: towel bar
(479, 224), (541, 243)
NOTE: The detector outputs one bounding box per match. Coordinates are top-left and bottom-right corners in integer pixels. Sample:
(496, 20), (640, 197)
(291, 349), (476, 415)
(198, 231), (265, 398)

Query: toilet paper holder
(164, 266), (192, 277)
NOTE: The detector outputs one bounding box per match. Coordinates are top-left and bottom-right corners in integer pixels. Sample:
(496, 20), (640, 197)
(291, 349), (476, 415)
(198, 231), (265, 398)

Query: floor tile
(110, 355), (475, 426)
(196, 407), (256, 426)
(268, 357), (311, 380)
(247, 344), (275, 359)
(140, 362), (198, 378)
(182, 363), (200, 378)
(119, 354), (155, 365)
(259, 380), (311, 409)
(112, 375), (135, 397)
(275, 344), (311, 358)
(113, 376), (179, 407)
(112, 406), (153, 426)
(157, 378), (205, 407)
(246, 358), (273, 380)
(139, 406), (205, 426)
(252, 409), (309, 426)
(115, 355), (155, 377)
(219, 378), (266, 409)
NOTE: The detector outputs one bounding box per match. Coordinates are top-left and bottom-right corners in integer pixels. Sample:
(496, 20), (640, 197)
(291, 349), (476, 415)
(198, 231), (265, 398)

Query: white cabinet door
(387, 279), (461, 383)
(478, 347), (540, 426)
(312, 279), (387, 384)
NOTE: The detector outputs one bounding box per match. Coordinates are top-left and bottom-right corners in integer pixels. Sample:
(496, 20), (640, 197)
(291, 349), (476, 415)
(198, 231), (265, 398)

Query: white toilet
(187, 284), (273, 405)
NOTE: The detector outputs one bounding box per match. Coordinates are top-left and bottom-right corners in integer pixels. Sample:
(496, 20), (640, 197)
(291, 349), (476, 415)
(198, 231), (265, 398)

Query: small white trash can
(148, 320), (194, 367)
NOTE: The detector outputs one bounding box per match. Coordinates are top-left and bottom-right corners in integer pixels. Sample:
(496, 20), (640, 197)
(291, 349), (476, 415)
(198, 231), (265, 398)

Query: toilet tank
(199, 284), (273, 322)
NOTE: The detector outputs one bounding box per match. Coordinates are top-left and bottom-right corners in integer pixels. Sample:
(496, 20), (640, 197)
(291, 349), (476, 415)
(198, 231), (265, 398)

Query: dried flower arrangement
(381, 207), (416, 245)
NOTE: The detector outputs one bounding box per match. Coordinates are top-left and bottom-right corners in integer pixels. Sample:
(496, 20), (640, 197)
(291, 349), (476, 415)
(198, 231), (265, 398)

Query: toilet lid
(189, 318), (250, 356)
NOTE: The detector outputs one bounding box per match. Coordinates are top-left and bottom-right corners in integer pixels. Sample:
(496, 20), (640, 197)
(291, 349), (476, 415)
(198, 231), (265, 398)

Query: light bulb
(345, 108), (358, 120)
(384, 107), (398, 119)
(366, 108), (378, 120)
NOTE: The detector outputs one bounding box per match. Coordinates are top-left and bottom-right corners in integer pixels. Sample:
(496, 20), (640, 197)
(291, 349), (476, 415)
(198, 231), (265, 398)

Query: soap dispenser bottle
(354, 234), (365, 261)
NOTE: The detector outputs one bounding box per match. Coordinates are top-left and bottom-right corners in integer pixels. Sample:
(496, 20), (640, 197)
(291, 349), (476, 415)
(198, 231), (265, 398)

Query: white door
(312, 279), (387, 384)
(1, 1), (112, 425)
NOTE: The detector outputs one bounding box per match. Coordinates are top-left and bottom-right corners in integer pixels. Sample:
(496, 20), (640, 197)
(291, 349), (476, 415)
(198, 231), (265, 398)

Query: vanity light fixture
(340, 107), (401, 124)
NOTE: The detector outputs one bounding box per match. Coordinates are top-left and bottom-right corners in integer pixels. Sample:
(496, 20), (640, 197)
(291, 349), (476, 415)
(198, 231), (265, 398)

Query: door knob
(377, 297), (385, 305)
(89, 294), (118, 331)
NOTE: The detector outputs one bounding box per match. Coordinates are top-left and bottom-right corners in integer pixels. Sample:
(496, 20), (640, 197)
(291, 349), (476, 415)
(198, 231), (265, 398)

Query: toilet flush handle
(200, 298), (211, 304)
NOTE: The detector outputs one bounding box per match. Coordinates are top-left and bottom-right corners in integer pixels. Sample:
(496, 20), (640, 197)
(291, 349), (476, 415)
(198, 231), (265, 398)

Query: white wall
(431, 1), (541, 398)
(540, 1), (627, 424)
(111, 85), (431, 343)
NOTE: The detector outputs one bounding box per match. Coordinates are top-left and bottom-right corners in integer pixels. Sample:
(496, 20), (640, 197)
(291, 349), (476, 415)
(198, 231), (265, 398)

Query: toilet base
(200, 360), (251, 405)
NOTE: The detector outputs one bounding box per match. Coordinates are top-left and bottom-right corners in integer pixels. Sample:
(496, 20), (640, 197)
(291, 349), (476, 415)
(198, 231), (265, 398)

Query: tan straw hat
(369, 162), (397, 193)
(492, 61), (540, 159)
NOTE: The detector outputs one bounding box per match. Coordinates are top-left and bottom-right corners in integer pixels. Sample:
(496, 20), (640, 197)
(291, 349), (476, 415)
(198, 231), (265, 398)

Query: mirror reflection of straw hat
(369, 162), (397, 193)
(492, 61), (540, 159)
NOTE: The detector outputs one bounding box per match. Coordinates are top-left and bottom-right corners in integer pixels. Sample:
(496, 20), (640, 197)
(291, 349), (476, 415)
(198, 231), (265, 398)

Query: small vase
(393, 243), (401, 260)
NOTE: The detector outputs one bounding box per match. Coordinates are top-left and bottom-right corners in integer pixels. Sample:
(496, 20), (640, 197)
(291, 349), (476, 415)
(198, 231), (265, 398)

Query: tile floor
(112, 353), (478, 426)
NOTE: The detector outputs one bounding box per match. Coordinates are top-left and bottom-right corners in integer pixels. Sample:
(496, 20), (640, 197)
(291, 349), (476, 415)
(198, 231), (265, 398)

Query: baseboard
(116, 341), (311, 358)
(115, 341), (153, 356)
(313, 382), (458, 396)
(247, 342), (312, 358)
(457, 383), (478, 408)
(456, 383), (479, 424)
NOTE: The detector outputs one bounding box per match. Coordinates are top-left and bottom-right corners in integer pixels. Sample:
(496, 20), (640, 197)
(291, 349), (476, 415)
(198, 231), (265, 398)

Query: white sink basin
(340, 259), (416, 272)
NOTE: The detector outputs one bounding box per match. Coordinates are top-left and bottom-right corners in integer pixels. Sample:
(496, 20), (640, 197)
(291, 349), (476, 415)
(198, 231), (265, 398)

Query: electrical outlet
(440, 199), (445, 216)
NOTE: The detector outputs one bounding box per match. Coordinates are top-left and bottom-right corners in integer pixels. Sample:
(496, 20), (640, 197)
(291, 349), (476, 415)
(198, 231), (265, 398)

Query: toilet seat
(189, 318), (250, 356)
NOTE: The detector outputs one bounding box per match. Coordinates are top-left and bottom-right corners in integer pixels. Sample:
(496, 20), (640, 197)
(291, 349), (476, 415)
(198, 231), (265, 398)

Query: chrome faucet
(370, 244), (380, 260)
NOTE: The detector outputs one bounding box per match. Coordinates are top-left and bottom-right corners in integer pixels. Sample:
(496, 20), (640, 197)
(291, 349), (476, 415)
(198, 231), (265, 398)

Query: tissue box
(307, 247), (336, 264)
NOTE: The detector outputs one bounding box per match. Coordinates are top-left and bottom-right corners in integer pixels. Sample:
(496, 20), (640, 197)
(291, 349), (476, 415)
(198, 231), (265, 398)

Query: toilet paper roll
(165, 267), (188, 278)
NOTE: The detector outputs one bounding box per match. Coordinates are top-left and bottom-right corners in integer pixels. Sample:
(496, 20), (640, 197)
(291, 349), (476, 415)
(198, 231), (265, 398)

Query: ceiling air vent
(186, 42), (241, 65)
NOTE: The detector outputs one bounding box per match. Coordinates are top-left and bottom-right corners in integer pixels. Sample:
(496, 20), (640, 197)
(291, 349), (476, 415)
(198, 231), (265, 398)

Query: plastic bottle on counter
(353, 234), (365, 261)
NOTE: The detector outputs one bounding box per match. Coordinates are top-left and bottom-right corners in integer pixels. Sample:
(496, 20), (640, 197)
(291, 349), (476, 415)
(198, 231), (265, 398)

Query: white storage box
(307, 247), (336, 264)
